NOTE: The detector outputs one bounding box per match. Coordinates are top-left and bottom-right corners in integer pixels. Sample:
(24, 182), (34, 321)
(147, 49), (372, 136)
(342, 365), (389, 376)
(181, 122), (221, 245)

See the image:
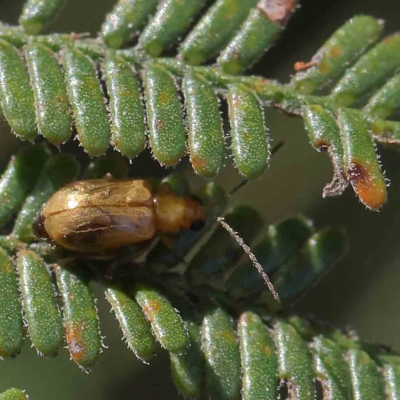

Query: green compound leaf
(0, 158), (398, 398)
(1, 1), (400, 396)
(0, 152), (358, 399)
(0, 5), (399, 210)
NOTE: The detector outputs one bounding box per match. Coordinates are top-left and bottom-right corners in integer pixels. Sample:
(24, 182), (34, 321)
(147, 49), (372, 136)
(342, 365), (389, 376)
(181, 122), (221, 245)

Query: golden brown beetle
(33, 178), (205, 253)
(33, 175), (280, 301)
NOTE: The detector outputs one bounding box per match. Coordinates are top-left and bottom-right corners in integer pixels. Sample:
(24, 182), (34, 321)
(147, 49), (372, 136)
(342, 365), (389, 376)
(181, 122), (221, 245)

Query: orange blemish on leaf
(329, 45), (343, 57)
(159, 92), (170, 105)
(143, 300), (161, 322)
(86, 80), (98, 91)
(294, 60), (316, 71)
(0, 260), (13, 274)
(215, 330), (237, 344)
(319, 61), (330, 75)
(66, 322), (86, 364)
(348, 162), (387, 210)
(190, 155), (208, 174)
(263, 345), (272, 357)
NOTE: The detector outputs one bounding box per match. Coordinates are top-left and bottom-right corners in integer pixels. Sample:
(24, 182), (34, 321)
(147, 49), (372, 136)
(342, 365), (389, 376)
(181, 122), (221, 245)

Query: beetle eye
(190, 219), (205, 232)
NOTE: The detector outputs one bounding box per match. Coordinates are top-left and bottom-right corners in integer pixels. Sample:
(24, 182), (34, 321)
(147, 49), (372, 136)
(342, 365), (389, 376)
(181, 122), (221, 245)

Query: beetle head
(155, 188), (206, 234)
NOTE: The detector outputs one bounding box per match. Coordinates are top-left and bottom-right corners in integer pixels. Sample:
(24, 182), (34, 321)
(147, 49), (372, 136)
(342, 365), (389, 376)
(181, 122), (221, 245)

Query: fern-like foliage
(0, 1), (398, 210)
(0, 146), (399, 399)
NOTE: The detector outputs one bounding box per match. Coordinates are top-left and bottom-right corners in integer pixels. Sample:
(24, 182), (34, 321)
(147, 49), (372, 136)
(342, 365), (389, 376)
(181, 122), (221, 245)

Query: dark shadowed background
(0, 0), (400, 398)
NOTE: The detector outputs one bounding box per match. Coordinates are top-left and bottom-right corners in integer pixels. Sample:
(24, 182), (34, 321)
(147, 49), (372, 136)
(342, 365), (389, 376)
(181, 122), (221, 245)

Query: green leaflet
(380, 355), (400, 400)
(348, 349), (386, 399)
(61, 45), (111, 157)
(170, 320), (204, 398)
(103, 52), (146, 159)
(183, 71), (225, 178)
(25, 41), (72, 145)
(272, 228), (347, 303)
(228, 84), (270, 179)
(179, 0), (258, 65)
(0, 248), (23, 357)
(0, 39), (37, 140)
(292, 15), (384, 94)
(104, 282), (156, 361)
(311, 336), (352, 400)
(338, 108), (387, 211)
(133, 283), (189, 354)
(238, 312), (278, 400)
(17, 250), (63, 356)
(19, 0), (65, 34)
(302, 105), (347, 197)
(227, 216), (314, 298)
(274, 321), (316, 399)
(364, 73), (400, 119)
(331, 33), (400, 107)
(202, 307), (241, 400)
(139, 0), (205, 57)
(101, 0), (158, 49)
(219, 3), (292, 75)
(143, 62), (186, 166)
(54, 263), (101, 368)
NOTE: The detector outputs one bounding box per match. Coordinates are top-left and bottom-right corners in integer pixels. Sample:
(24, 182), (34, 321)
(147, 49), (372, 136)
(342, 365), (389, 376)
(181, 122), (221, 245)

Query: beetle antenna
(227, 141), (285, 197)
(270, 140), (285, 157)
(216, 217), (280, 302)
